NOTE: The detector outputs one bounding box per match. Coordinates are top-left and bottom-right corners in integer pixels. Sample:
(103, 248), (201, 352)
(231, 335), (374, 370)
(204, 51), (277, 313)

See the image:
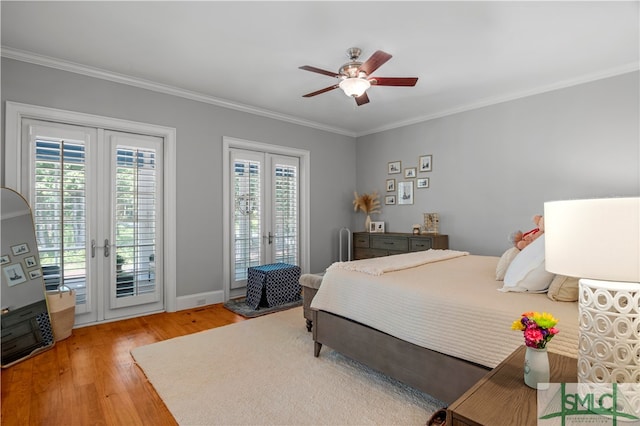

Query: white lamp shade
(544, 197), (640, 282)
(339, 78), (371, 97)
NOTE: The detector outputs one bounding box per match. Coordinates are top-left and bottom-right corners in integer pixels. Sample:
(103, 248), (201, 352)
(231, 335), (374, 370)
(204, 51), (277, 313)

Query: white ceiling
(1, 1), (638, 137)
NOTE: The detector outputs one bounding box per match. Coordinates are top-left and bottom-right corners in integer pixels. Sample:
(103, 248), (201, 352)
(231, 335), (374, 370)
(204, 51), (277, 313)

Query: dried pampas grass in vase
(353, 191), (381, 231)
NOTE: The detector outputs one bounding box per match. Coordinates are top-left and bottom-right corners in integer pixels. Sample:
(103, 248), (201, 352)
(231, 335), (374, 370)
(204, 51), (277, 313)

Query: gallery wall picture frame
(3, 263), (27, 287)
(419, 155), (432, 172)
(404, 167), (417, 179)
(24, 256), (37, 268)
(417, 178), (430, 189)
(10, 243), (29, 256)
(385, 195), (396, 205)
(28, 269), (42, 279)
(388, 161), (401, 174)
(0, 255), (9, 265)
(386, 179), (396, 192)
(397, 181), (414, 205)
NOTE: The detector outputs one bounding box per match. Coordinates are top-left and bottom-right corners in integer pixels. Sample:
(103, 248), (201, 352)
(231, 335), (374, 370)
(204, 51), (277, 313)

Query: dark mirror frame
(1, 187), (55, 367)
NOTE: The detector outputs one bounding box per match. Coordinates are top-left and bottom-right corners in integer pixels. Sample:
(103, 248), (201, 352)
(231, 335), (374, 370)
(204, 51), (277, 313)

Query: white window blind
(114, 147), (157, 298)
(273, 163), (298, 265)
(33, 138), (88, 306)
(233, 159), (261, 282)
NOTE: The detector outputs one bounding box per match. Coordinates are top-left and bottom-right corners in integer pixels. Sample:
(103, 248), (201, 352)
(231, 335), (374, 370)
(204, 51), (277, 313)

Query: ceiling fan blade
(370, 77), (418, 86)
(359, 50), (392, 76)
(302, 84), (340, 98)
(299, 65), (341, 78)
(355, 92), (370, 106)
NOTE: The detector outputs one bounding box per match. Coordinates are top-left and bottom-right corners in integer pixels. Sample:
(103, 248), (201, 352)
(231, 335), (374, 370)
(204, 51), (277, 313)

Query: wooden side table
(447, 346), (577, 426)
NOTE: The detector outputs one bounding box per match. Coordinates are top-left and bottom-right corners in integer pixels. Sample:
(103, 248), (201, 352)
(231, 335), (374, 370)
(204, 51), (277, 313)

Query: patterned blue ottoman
(246, 263), (301, 310)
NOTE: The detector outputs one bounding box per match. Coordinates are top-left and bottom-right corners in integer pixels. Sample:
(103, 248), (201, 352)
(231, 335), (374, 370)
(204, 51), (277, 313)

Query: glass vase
(365, 214), (371, 232)
(524, 346), (550, 389)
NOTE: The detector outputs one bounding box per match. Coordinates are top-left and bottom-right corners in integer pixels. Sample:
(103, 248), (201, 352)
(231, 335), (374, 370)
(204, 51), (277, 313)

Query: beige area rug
(131, 307), (444, 425)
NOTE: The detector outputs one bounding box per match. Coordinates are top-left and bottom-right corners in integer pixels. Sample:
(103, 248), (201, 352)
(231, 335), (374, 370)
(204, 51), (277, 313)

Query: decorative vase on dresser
(364, 214), (371, 232)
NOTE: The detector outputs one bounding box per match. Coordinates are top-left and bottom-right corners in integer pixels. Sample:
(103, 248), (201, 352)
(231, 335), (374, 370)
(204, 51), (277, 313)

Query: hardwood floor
(1, 304), (246, 425)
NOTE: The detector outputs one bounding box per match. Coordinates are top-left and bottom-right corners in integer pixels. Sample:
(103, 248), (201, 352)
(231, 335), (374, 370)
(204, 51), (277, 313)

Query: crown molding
(1, 46), (357, 138)
(3, 46), (636, 139)
(357, 62), (640, 137)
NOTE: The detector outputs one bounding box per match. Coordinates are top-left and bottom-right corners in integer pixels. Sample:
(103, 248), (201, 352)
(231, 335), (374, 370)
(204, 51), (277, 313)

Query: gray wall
(1, 58), (356, 298)
(3, 58), (638, 302)
(355, 72), (639, 256)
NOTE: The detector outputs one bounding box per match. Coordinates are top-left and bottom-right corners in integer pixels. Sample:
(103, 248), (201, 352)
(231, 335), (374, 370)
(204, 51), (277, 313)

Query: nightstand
(447, 346), (577, 426)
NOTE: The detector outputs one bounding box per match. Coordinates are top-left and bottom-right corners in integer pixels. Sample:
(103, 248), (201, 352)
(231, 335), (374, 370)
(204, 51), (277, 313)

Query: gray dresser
(353, 232), (449, 260)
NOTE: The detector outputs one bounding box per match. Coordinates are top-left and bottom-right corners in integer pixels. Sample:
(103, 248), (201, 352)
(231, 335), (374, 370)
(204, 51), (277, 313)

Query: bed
(309, 249), (579, 404)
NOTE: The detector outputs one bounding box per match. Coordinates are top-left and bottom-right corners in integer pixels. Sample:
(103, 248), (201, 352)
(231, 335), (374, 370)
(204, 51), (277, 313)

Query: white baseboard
(176, 290), (224, 311)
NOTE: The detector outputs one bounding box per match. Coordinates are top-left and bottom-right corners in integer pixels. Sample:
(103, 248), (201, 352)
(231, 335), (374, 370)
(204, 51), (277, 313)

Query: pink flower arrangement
(511, 311), (559, 349)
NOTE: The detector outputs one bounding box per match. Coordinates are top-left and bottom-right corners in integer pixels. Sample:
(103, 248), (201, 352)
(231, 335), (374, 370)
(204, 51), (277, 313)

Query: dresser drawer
(1, 320), (33, 344)
(354, 248), (389, 259)
(410, 237), (433, 252)
(353, 233), (370, 248)
(1, 327), (40, 358)
(1, 300), (47, 328)
(370, 235), (409, 252)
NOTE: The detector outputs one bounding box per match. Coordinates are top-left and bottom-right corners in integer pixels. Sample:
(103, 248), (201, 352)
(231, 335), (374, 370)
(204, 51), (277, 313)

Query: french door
(23, 119), (164, 325)
(228, 148), (300, 295)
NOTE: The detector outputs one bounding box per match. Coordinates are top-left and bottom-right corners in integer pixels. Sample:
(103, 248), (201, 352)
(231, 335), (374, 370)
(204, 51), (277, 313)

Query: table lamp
(544, 197), (639, 412)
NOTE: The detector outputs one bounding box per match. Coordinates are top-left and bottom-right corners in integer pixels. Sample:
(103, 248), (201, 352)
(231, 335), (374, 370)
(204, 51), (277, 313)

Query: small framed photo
(24, 256), (38, 268)
(388, 161), (401, 174)
(11, 243), (29, 256)
(370, 221), (385, 233)
(419, 155), (432, 172)
(385, 195), (396, 205)
(0, 255), (9, 265)
(386, 179), (396, 192)
(398, 181), (414, 205)
(417, 178), (430, 189)
(3, 263), (27, 287)
(404, 167), (417, 179)
(28, 269), (42, 279)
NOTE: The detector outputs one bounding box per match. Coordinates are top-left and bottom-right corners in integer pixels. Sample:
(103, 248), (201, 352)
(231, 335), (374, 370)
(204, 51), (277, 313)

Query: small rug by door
(223, 296), (302, 318)
(131, 307), (444, 425)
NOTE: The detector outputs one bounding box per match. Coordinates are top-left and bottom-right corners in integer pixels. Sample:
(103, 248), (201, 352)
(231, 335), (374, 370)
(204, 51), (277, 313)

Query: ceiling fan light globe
(339, 78), (371, 97)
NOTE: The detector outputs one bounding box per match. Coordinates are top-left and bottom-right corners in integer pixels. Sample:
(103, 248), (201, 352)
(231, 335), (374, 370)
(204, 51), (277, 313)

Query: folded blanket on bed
(327, 249), (469, 276)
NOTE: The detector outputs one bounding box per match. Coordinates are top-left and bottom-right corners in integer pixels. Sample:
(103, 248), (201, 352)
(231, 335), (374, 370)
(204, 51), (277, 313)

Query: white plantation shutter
(31, 130), (91, 313)
(114, 147), (158, 299)
(273, 159), (298, 265)
(232, 156), (262, 286)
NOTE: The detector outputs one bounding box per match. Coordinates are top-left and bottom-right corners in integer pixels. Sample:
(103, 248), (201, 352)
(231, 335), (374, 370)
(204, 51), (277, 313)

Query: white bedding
(327, 249), (469, 275)
(310, 253), (579, 368)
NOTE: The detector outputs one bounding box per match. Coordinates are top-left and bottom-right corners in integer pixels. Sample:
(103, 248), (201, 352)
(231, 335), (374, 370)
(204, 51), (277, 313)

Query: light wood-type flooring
(1, 303), (246, 425)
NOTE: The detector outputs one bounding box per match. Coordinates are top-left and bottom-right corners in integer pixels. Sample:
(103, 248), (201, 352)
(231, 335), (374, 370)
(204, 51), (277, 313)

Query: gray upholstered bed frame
(312, 309), (490, 404)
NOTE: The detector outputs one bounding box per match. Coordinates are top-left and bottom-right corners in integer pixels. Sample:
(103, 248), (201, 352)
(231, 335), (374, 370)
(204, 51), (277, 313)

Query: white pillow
(500, 235), (554, 293)
(495, 247), (520, 281)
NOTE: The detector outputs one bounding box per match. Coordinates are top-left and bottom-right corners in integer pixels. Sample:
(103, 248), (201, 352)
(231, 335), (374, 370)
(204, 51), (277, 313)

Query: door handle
(268, 232), (274, 245)
(91, 239), (111, 258)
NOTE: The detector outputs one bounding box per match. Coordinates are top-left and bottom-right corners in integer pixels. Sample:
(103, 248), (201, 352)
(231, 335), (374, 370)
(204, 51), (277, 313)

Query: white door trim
(4, 101), (178, 313)
(222, 136), (310, 302)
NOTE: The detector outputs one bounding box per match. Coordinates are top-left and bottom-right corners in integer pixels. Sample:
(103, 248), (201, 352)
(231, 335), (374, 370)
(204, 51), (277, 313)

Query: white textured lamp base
(578, 279), (640, 414)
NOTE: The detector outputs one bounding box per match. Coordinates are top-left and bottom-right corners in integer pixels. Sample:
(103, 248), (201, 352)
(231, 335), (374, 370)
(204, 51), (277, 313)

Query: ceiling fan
(299, 47), (418, 106)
